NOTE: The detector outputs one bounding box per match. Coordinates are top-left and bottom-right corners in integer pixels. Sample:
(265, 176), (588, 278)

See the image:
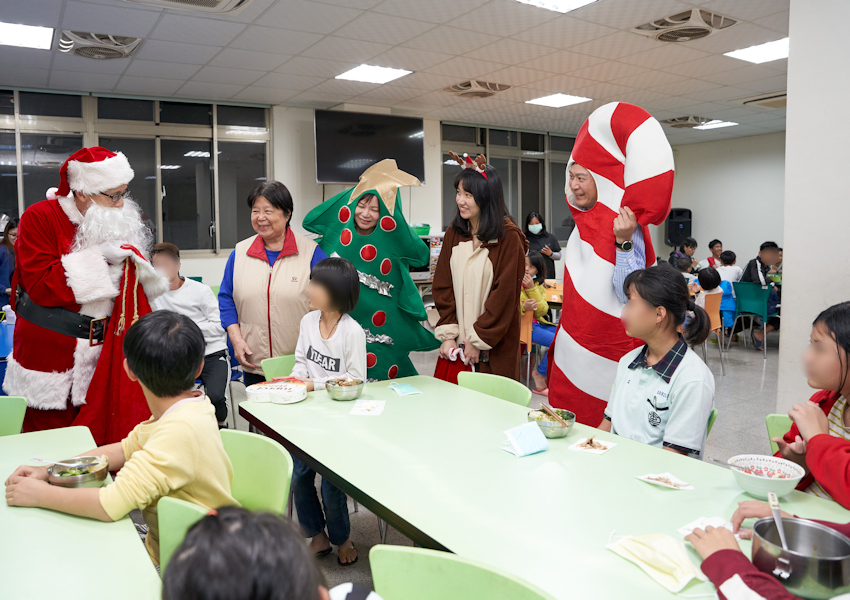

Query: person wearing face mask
(523, 211), (561, 283)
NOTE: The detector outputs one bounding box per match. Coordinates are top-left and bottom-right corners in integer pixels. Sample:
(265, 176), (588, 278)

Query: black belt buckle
(89, 317), (107, 347)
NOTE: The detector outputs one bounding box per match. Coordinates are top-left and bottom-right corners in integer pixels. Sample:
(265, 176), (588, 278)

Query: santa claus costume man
(4, 146), (168, 444)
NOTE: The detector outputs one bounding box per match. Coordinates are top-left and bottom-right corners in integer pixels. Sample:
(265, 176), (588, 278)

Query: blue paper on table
(501, 421), (549, 457)
(388, 383), (422, 396)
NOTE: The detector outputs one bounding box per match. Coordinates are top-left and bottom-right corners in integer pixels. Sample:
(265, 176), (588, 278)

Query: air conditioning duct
(443, 80), (512, 99)
(120, 0), (254, 15)
(58, 31), (142, 60)
(632, 9), (737, 42)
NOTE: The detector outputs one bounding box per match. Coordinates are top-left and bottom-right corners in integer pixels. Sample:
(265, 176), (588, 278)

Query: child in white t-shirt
(716, 250), (743, 284)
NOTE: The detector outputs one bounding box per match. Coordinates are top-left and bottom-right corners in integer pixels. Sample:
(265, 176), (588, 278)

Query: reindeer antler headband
(448, 151), (488, 180)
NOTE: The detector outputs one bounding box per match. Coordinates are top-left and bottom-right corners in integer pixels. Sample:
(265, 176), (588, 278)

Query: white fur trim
(70, 339), (102, 407)
(2, 353), (74, 410)
(67, 152), (134, 196)
(132, 254), (170, 301)
(57, 195), (84, 225)
(61, 247), (119, 305)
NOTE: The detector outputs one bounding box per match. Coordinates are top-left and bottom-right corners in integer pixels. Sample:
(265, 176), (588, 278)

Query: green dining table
(240, 375), (850, 599)
(0, 426), (162, 600)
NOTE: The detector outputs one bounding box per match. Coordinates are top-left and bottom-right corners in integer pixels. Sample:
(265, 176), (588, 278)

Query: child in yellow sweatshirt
(520, 250), (557, 395)
(4, 310), (238, 565)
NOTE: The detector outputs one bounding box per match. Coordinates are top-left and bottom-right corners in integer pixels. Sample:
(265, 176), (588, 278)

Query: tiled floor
(229, 330), (781, 589)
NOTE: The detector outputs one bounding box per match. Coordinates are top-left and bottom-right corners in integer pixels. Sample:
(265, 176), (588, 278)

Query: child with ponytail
(599, 264), (715, 459)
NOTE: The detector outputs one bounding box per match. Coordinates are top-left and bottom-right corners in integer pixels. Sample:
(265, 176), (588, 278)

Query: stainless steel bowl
(326, 380), (365, 401)
(527, 409), (575, 439)
(752, 517), (850, 599)
(47, 456), (108, 489)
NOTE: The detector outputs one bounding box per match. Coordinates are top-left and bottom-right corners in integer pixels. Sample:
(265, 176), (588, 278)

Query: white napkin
(637, 473), (694, 490)
(349, 400), (385, 416)
(501, 421), (549, 457)
(568, 437), (616, 454)
(678, 516), (739, 539)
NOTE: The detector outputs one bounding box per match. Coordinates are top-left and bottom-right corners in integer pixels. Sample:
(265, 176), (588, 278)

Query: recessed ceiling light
(336, 64), (411, 85)
(0, 21), (54, 50)
(694, 120), (739, 130)
(724, 37), (789, 64)
(526, 93), (592, 108)
(516, 0), (598, 13)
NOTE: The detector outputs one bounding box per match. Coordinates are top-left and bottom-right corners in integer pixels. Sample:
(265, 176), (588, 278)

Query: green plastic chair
(210, 285), (220, 296)
(706, 407), (718, 438)
(220, 429), (293, 513)
(261, 355), (296, 381)
(0, 396), (27, 436)
(728, 282), (780, 358)
(158, 496), (207, 575)
(766, 414), (793, 455)
(188, 276), (202, 282)
(457, 371), (532, 407)
(370, 545), (558, 600)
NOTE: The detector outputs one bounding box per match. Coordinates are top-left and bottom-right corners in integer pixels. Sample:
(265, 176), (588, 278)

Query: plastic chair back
(0, 396), (26, 436)
(370, 545), (558, 600)
(261, 355), (296, 381)
(210, 285), (220, 296)
(188, 276), (202, 282)
(220, 429), (293, 513)
(732, 282), (774, 320)
(706, 407), (718, 437)
(766, 414), (794, 455)
(703, 293), (723, 333)
(457, 371), (532, 408)
(158, 496), (207, 574)
(519, 308), (533, 349)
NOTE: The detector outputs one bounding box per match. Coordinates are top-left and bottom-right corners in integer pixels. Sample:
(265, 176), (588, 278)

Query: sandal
(337, 542), (358, 567)
(315, 546), (333, 559)
(532, 387), (549, 396)
(751, 329), (764, 351)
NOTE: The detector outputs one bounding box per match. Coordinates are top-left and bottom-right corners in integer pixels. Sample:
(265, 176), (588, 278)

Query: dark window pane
(488, 129), (517, 147)
(21, 134), (84, 207)
(217, 105), (265, 128)
(161, 139), (214, 250)
(442, 154), (458, 229)
(18, 92), (82, 118)
(160, 101), (212, 126)
(218, 141), (266, 248)
(521, 132), (543, 152)
(550, 161), (574, 244)
(0, 91), (13, 116)
(98, 137), (157, 242)
(98, 97), (154, 122)
(489, 157), (518, 219)
(521, 160), (542, 217)
(550, 136), (576, 153)
(0, 132), (18, 219)
(441, 124), (477, 144)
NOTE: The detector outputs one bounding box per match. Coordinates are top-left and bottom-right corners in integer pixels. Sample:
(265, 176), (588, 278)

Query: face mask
(606, 533), (707, 593)
(528, 223), (543, 234)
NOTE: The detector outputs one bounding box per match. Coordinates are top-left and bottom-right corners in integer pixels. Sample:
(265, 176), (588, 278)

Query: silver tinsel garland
(331, 251), (394, 297)
(363, 328), (393, 345)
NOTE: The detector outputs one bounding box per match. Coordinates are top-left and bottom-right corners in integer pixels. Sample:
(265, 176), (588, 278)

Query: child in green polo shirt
(599, 265), (715, 459)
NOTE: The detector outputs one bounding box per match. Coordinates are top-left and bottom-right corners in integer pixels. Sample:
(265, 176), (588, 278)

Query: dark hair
(526, 249), (548, 281)
(680, 237), (697, 251)
(524, 211), (546, 236)
(813, 302), (850, 394)
(162, 506), (323, 600)
(720, 250), (736, 265)
(151, 242), (180, 261)
(778, 247), (783, 252)
(2, 218), (18, 261)
(759, 241), (779, 252)
(708, 239), (722, 249)
(676, 256), (692, 272)
(451, 165), (509, 241)
(309, 257), (359, 314)
(624, 264), (711, 345)
(697, 266), (721, 291)
(123, 311), (204, 397)
(247, 181), (293, 220)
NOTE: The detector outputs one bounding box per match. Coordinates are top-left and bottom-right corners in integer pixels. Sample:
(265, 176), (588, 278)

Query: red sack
(433, 355), (472, 385)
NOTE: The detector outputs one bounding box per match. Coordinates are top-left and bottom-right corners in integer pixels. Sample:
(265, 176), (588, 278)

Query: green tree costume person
(303, 159), (439, 380)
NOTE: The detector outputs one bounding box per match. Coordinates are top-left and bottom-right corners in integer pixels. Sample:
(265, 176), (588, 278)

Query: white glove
(98, 241), (136, 265)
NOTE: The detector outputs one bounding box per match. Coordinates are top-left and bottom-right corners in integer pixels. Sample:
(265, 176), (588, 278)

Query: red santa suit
(3, 147), (168, 443)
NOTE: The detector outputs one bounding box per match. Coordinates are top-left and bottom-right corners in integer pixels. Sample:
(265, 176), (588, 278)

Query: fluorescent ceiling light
(336, 64), (411, 84)
(526, 93), (592, 108)
(694, 120), (739, 130)
(724, 37), (789, 64)
(516, 0), (598, 13)
(0, 21), (54, 50)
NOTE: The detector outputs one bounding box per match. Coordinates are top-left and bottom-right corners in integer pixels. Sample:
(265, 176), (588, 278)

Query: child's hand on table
(5, 464), (49, 486)
(685, 526), (741, 560)
(5, 475), (50, 507)
(730, 500), (791, 539)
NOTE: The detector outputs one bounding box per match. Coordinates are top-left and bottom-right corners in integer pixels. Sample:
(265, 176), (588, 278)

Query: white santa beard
(71, 197), (153, 254)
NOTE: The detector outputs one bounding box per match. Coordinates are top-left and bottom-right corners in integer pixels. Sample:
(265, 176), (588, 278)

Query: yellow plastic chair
(261, 355), (296, 381)
(158, 496), (207, 575)
(370, 545), (558, 600)
(706, 407), (718, 438)
(766, 414), (793, 455)
(220, 429), (293, 513)
(457, 371), (532, 408)
(0, 396), (26, 436)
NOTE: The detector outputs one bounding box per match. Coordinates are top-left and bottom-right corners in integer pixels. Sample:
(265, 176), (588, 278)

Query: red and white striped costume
(548, 102), (674, 425)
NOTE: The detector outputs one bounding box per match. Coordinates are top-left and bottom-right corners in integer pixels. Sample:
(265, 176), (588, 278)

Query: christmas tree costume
(303, 160), (439, 380)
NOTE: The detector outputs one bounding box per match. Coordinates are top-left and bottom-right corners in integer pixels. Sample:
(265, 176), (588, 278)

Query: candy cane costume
(548, 102), (674, 424)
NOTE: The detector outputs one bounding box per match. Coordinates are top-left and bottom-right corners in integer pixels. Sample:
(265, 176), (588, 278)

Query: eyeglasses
(98, 188), (130, 202)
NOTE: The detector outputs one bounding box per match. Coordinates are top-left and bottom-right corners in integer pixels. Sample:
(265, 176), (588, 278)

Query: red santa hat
(46, 146), (134, 201)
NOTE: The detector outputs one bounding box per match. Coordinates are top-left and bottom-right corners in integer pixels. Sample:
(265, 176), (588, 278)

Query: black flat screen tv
(314, 109), (425, 184)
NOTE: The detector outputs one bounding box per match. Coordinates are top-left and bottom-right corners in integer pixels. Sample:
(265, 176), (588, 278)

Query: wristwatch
(615, 240), (633, 252)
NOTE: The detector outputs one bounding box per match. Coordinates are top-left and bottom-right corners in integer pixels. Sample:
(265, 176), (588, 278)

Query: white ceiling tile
(424, 57), (508, 79)
(453, 96), (518, 111)
(0, 68), (49, 88)
(0, 47), (53, 70)
(478, 66), (553, 86)
(374, 0), (488, 23)
(530, 74), (599, 94)
(201, 0), (276, 23)
(191, 66), (267, 86)
(487, 102), (557, 117)
(699, 64), (784, 86)
(228, 26), (323, 55)
(699, 0), (789, 21)
(75, 0), (161, 9)
(707, 107), (770, 119)
(680, 85), (752, 102)
(352, 86), (427, 103)
(384, 71), (466, 91)
(511, 16), (617, 50)
(423, 106), (483, 121)
(306, 79), (379, 95)
(175, 81), (244, 100)
(49, 71), (118, 92)
(305, 0), (381, 8)
(333, 13), (435, 45)
(609, 69), (687, 88)
(685, 23), (785, 55)
(467, 39), (556, 65)
(61, 1), (160, 38)
(662, 54), (747, 78)
(209, 49), (291, 71)
(124, 60), (200, 80)
(260, 0), (363, 34)
(369, 47), (455, 72)
(115, 76), (184, 95)
(649, 78), (722, 96)
(284, 91), (352, 108)
(522, 51), (605, 74)
(135, 40), (221, 65)
(569, 32), (662, 60)
(619, 44), (711, 69)
(570, 0), (693, 29)
(232, 87), (300, 104)
(753, 10), (789, 34)
(571, 81), (636, 100)
(51, 52), (130, 75)
(0, 0), (62, 27)
(395, 91), (464, 107)
(733, 74), (786, 93)
(569, 61), (649, 82)
(275, 57), (357, 78)
(612, 89), (670, 105)
(762, 58), (787, 73)
(401, 26), (500, 55)
(642, 95), (708, 111)
(252, 72), (326, 90)
(301, 36), (393, 62)
(456, 0), (554, 37)
(732, 112), (782, 124)
(149, 14), (246, 46)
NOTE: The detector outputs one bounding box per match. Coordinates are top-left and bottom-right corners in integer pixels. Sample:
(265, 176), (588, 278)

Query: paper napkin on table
(636, 473), (694, 490)
(501, 421), (549, 457)
(349, 400), (385, 416)
(568, 437), (616, 455)
(678, 516), (739, 539)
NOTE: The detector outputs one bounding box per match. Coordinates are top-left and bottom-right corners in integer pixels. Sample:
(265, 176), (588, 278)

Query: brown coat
(433, 219), (528, 380)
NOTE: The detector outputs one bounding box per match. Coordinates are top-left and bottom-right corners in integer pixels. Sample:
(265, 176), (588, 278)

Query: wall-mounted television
(314, 109), (425, 184)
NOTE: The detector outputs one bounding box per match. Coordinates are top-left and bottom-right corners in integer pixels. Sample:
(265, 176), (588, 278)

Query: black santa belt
(16, 291), (109, 346)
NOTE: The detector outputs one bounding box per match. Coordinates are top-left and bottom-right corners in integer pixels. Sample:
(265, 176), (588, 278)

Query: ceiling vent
(729, 91), (787, 109)
(443, 80), (512, 99)
(660, 116), (715, 129)
(632, 9), (737, 42)
(58, 31), (142, 59)
(120, 0), (253, 15)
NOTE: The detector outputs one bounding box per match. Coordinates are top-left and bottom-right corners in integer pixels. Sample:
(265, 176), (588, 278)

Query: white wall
(777, 0), (850, 411)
